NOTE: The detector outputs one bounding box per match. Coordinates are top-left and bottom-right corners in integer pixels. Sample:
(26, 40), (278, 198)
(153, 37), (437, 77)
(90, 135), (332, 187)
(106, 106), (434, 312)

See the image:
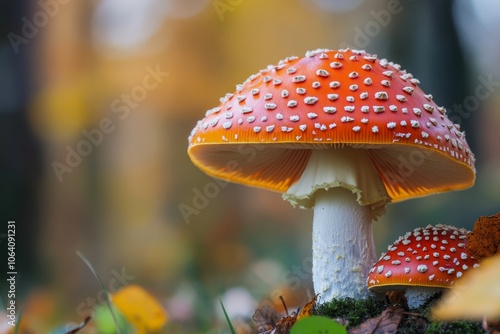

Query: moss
(314, 296), (483, 333)
(314, 297), (385, 327)
(425, 321), (483, 334)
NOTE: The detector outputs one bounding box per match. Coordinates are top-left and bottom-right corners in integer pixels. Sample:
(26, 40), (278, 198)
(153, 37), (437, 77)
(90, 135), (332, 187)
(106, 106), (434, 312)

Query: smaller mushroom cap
(367, 224), (479, 291)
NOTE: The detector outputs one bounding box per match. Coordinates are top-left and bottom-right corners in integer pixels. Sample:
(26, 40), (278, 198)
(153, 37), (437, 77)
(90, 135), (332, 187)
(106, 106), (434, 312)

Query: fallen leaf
(252, 304), (281, 332)
(275, 313), (298, 334)
(432, 254), (500, 320)
(296, 294), (318, 320)
(467, 213), (500, 261)
(112, 285), (168, 332)
(348, 307), (404, 334)
(483, 316), (500, 334)
(253, 295), (318, 334)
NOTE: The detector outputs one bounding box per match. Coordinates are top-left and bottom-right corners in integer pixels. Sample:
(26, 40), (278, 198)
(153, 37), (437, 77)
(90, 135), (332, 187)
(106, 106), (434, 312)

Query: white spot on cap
(276, 113), (284, 120)
(296, 87), (306, 95)
(361, 118), (368, 124)
(413, 108), (422, 116)
(261, 116), (267, 122)
(329, 123), (337, 129)
(316, 69), (329, 77)
(287, 100), (298, 108)
(265, 103), (277, 110)
(360, 92), (368, 100)
(421, 131), (429, 138)
(222, 121), (232, 129)
(327, 93), (339, 101)
(381, 80), (391, 87)
(423, 104), (435, 113)
(263, 76), (272, 83)
(299, 124), (307, 131)
(344, 106), (355, 112)
(329, 81), (340, 88)
(375, 91), (389, 100)
(304, 96), (318, 105)
(251, 88), (260, 95)
(247, 116), (255, 123)
(341, 116), (354, 123)
(404, 268), (410, 274)
(349, 71), (358, 78)
(361, 106), (369, 113)
(253, 126), (261, 133)
(349, 84), (358, 91)
(287, 67), (297, 74)
(372, 126), (379, 133)
(387, 122), (396, 129)
(403, 86), (414, 94)
(411, 120), (420, 128)
(307, 113), (318, 119)
(361, 64), (372, 70)
(382, 70), (393, 77)
(417, 264), (428, 273)
(266, 125), (275, 132)
(346, 96), (355, 102)
(281, 90), (289, 97)
(330, 62), (342, 69)
(323, 107), (337, 114)
(264, 93), (272, 100)
(396, 95), (407, 102)
(290, 115), (300, 122)
(364, 77), (372, 85)
(292, 75), (306, 83)
(352, 126), (361, 132)
(373, 106), (385, 113)
(242, 107), (253, 114)
(273, 79), (282, 85)
(385, 270), (392, 278)
(377, 265), (384, 273)
(429, 274), (435, 281)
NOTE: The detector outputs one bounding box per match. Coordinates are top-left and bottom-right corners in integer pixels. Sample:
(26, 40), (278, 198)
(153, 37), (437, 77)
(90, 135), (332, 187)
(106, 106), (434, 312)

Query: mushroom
(187, 48), (476, 301)
(367, 224), (480, 308)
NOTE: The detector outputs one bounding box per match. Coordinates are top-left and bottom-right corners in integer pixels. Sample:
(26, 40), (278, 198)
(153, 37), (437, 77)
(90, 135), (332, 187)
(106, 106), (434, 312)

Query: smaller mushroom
(367, 224), (480, 309)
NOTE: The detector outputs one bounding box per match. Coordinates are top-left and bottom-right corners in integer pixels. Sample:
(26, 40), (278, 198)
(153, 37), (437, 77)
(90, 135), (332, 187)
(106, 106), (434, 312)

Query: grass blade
(76, 251), (122, 334)
(219, 299), (236, 334)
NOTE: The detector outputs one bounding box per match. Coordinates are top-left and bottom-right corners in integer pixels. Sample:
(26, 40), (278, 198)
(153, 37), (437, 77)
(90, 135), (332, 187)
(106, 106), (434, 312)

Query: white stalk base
(405, 287), (443, 309)
(313, 188), (376, 301)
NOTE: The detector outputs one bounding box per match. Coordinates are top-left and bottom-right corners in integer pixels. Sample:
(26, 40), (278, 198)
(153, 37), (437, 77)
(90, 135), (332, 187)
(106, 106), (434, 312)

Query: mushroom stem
(313, 188), (376, 300)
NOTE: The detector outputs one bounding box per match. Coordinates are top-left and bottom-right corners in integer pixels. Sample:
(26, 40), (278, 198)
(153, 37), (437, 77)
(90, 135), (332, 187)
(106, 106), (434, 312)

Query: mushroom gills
(283, 147), (391, 219)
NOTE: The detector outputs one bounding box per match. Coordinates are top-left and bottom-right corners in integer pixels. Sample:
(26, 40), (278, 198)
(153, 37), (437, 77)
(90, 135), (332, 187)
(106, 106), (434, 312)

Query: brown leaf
(467, 212), (500, 261)
(274, 313), (298, 334)
(253, 295), (318, 334)
(349, 307), (404, 334)
(297, 294), (318, 320)
(252, 304), (281, 333)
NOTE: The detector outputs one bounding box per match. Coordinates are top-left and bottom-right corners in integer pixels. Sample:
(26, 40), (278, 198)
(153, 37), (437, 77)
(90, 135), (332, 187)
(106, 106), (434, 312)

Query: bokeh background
(0, 0), (499, 332)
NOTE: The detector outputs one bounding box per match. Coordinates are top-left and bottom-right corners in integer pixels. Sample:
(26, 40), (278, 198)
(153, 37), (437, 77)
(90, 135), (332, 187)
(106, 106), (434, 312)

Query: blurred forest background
(0, 0), (499, 332)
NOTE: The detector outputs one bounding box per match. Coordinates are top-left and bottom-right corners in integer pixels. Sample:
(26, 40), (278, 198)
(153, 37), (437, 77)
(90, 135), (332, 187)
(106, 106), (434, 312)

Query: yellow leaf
(297, 294), (318, 320)
(112, 285), (168, 332)
(432, 254), (500, 320)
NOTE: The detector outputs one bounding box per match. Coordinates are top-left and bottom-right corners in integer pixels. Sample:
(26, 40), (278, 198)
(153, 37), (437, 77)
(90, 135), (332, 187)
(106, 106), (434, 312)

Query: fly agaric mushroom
(187, 48), (476, 301)
(367, 224), (480, 308)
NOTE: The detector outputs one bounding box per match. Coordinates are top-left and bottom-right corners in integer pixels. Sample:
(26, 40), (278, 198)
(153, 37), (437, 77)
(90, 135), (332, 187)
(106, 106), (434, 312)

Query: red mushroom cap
(367, 224), (480, 291)
(188, 48), (475, 202)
